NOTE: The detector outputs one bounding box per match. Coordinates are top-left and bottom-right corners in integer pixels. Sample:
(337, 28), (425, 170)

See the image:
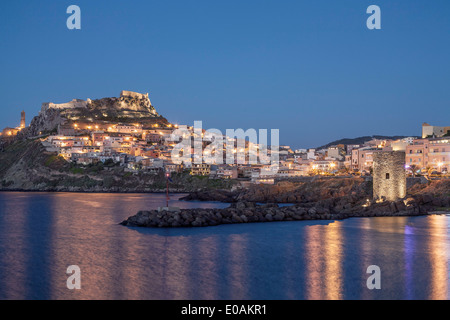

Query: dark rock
(273, 212), (285, 221)
(421, 194), (433, 204)
(260, 203), (279, 208)
(235, 202), (247, 210)
(232, 214), (243, 223)
(390, 202), (398, 213)
(395, 200), (406, 212)
(432, 198), (443, 207)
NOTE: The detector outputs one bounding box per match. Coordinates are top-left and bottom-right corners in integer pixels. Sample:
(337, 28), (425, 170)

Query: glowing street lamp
(165, 171), (171, 207)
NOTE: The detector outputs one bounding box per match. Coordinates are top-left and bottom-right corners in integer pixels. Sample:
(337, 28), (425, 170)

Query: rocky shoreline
(121, 178), (450, 228)
(120, 195), (449, 228)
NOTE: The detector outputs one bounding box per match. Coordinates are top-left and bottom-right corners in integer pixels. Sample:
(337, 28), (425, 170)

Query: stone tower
(20, 110), (25, 128)
(373, 151), (406, 201)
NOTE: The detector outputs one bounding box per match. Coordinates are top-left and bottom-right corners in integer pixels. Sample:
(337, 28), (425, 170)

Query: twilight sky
(0, 0), (449, 149)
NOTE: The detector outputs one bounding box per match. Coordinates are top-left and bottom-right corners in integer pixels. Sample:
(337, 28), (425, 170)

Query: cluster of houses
(40, 121), (449, 184)
(43, 122), (182, 172)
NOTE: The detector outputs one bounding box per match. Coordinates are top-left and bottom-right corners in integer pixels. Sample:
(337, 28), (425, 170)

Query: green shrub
(70, 167), (84, 174)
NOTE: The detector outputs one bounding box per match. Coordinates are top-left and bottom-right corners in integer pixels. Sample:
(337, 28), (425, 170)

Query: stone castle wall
(373, 151), (406, 201)
(120, 91), (149, 100)
(40, 91), (151, 114)
(41, 99), (88, 113)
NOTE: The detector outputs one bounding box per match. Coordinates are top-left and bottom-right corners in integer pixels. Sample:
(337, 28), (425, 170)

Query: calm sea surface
(0, 192), (449, 300)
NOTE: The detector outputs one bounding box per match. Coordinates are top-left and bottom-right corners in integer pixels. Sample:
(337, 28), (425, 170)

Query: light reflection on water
(0, 192), (449, 300)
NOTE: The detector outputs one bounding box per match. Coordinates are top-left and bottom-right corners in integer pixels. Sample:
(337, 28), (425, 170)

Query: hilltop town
(0, 91), (449, 192)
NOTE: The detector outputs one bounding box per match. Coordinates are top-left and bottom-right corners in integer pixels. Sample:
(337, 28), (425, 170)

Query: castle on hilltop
(120, 90), (149, 100)
(41, 91), (152, 113)
(120, 91), (152, 106)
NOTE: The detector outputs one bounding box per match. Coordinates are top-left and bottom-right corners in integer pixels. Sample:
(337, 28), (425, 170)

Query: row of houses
(41, 121), (449, 182)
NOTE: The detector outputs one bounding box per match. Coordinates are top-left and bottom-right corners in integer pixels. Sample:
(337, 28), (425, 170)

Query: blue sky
(0, 0), (449, 148)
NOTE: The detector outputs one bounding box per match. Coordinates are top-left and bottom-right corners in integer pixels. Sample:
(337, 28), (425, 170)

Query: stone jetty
(120, 194), (447, 228)
(121, 178), (449, 228)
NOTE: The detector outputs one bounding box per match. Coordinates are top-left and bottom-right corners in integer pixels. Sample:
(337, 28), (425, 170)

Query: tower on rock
(20, 110), (26, 128)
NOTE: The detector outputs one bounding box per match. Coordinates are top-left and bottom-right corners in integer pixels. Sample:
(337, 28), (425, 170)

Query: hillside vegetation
(0, 139), (237, 192)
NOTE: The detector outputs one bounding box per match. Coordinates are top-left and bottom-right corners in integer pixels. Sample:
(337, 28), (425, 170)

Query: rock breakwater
(120, 193), (448, 228)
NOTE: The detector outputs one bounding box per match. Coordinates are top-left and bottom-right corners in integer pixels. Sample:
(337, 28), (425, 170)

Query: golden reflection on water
(427, 215), (449, 300)
(367, 216), (409, 234)
(1, 192), (450, 300)
(49, 193), (121, 299)
(304, 226), (322, 299)
(361, 216), (450, 300)
(49, 192), (172, 299)
(304, 222), (343, 300)
(46, 193), (238, 299)
(323, 222), (343, 300)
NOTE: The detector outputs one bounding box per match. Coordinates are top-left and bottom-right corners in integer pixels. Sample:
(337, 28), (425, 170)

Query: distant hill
(316, 135), (419, 150)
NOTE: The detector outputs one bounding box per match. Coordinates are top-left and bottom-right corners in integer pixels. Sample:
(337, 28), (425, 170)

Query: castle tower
(373, 151), (406, 201)
(20, 110), (25, 128)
